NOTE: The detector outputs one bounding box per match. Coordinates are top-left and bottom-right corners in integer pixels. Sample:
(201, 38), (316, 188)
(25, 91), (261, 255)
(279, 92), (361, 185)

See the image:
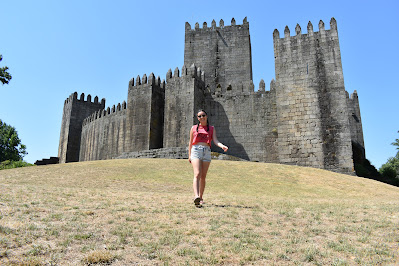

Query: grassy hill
(0, 159), (398, 265)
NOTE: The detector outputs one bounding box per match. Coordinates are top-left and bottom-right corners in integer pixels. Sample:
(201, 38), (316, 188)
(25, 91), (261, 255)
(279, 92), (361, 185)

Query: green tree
(379, 154), (399, 179)
(379, 131), (399, 182)
(0, 54), (12, 85)
(0, 119), (27, 162)
(392, 130), (399, 150)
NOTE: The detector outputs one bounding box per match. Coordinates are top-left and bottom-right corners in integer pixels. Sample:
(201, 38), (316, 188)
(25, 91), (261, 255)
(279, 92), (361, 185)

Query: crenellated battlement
(273, 17), (337, 40)
(350, 90), (358, 100)
(207, 78), (277, 99)
(346, 90), (360, 103)
(64, 92), (105, 106)
(128, 73), (165, 88)
(82, 101), (127, 127)
(259, 79), (276, 93)
(273, 17), (343, 88)
(185, 17), (249, 31)
(165, 64), (205, 82)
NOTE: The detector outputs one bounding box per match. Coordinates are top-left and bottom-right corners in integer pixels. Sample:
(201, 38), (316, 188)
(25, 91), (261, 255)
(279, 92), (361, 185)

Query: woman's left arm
(212, 127), (228, 152)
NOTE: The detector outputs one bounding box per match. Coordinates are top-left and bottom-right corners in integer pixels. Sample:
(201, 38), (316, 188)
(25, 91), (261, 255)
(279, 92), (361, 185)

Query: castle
(58, 17), (365, 174)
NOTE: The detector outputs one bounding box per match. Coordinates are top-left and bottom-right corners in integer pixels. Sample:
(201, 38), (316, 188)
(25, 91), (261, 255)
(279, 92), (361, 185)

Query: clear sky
(1, 0), (398, 169)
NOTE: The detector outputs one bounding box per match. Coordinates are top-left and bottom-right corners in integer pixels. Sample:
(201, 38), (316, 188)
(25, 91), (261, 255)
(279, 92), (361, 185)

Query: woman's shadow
(206, 203), (254, 209)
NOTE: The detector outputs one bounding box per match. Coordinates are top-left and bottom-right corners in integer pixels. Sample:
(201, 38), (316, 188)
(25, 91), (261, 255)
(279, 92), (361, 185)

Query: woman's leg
(199, 161), (211, 201)
(191, 159), (202, 199)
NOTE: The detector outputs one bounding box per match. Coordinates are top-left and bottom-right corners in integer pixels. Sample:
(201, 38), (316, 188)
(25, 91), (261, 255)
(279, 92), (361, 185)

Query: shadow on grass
(206, 203), (254, 209)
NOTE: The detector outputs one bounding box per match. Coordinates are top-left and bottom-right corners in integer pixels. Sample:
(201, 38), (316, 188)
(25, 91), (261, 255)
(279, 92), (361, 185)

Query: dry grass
(0, 158), (398, 265)
(82, 250), (117, 264)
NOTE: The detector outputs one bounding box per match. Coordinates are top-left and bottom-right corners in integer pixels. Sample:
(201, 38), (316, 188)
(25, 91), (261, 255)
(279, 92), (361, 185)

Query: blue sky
(1, 0), (398, 169)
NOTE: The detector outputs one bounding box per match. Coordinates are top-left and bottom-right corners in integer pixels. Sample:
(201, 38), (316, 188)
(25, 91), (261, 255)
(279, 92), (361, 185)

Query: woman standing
(188, 109), (228, 207)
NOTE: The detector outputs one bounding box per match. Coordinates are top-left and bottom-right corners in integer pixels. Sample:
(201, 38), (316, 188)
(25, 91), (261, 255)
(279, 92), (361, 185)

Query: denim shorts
(191, 145), (211, 162)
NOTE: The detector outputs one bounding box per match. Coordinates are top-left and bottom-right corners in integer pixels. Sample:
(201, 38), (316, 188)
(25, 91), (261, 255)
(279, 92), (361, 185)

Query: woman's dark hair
(196, 109), (209, 132)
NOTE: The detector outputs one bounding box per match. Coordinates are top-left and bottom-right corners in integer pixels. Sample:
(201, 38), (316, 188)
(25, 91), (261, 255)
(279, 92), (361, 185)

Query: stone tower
(163, 65), (206, 148)
(273, 18), (353, 173)
(58, 92), (105, 163)
(184, 17), (252, 93)
(126, 73), (165, 152)
(347, 90), (365, 164)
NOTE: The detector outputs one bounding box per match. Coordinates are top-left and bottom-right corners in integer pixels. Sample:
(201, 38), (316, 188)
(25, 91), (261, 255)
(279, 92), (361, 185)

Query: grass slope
(0, 159), (398, 265)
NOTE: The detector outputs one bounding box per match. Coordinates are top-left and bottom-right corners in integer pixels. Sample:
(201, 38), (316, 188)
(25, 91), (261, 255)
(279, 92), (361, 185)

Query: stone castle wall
(204, 81), (279, 162)
(79, 102), (127, 161)
(58, 17), (365, 175)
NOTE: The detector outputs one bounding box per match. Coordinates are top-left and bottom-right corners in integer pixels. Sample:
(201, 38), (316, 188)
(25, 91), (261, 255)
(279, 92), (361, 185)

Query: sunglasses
(197, 114), (207, 118)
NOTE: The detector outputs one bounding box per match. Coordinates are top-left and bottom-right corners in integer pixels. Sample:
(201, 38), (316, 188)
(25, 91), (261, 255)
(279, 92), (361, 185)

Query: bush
(0, 160), (33, 170)
(380, 164), (397, 179)
(379, 154), (399, 179)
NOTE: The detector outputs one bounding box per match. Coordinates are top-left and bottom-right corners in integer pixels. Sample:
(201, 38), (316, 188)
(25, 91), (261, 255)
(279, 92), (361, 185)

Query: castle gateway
(58, 17), (365, 174)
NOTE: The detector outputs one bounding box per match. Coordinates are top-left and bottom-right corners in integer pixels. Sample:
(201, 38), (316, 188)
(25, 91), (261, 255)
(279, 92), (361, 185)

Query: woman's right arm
(188, 126), (194, 163)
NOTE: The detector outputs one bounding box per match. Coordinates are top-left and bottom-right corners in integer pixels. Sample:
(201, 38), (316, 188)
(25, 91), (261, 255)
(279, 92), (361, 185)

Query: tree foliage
(380, 154), (399, 179)
(0, 119), (27, 162)
(379, 131), (399, 182)
(0, 54), (12, 85)
(392, 130), (399, 151)
(0, 160), (32, 170)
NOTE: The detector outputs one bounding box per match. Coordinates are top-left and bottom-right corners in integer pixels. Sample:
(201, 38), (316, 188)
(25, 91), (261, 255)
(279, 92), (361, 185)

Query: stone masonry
(58, 17), (365, 175)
